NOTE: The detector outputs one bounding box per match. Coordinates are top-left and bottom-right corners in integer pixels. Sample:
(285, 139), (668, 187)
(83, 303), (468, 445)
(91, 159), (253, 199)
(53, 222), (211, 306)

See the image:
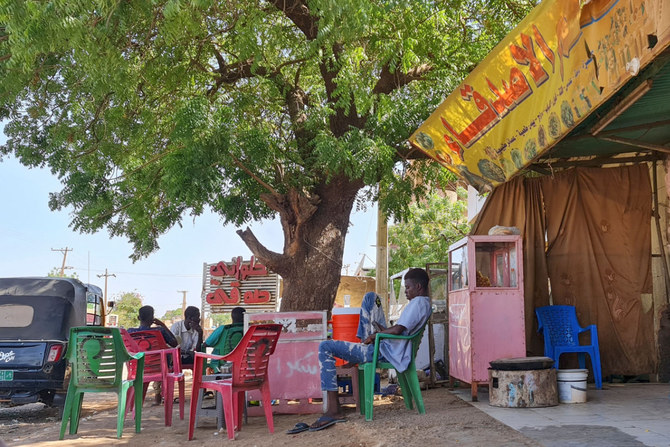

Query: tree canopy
(111, 291), (143, 329)
(388, 187), (470, 275)
(0, 0), (536, 310)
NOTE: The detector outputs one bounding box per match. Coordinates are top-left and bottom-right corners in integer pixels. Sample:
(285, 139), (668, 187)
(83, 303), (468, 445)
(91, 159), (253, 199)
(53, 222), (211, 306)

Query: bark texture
(238, 174), (363, 311)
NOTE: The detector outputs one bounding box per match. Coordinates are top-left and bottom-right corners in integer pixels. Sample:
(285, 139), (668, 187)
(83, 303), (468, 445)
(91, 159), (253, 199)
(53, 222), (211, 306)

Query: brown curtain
(542, 165), (655, 376)
(472, 176), (550, 357)
(473, 165), (656, 376)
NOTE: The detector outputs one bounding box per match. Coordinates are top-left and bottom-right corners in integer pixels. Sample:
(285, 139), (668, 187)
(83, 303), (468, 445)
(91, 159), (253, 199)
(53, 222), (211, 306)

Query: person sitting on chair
(310, 267), (432, 431)
(203, 306), (246, 373)
(170, 306), (203, 367)
(128, 305), (178, 405)
(128, 305), (178, 347)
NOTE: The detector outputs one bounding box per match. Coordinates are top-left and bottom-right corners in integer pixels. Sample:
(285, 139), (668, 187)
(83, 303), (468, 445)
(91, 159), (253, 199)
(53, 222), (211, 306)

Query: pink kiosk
(448, 235), (526, 401)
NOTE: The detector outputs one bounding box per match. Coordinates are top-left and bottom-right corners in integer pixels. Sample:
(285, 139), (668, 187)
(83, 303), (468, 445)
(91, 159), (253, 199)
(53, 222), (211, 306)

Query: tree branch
(372, 63), (433, 95)
(236, 227), (285, 272)
(267, 0), (318, 40)
(228, 153), (279, 196)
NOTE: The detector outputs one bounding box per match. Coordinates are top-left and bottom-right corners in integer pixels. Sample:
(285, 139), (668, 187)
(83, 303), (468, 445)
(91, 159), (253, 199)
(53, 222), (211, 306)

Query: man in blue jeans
(309, 267), (432, 431)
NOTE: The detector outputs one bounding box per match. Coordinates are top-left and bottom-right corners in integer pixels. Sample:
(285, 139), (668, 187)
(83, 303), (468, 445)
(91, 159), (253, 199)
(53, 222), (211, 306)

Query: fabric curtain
(542, 165), (655, 375)
(473, 164), (656, 375)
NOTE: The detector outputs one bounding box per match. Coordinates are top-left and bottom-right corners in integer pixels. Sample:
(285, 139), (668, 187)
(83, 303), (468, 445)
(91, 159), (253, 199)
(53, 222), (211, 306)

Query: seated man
(203, 306), (246, 372)
(128, 305), (178, 404)
(311, 267), (432, 431)
(128, 305), (178, 347)
(170, 306), (203, 367)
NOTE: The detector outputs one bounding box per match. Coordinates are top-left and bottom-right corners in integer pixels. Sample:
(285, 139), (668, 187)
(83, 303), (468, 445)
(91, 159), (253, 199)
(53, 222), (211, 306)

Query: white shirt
(379, 295), (431, 373)
(170, 320), (199, 352)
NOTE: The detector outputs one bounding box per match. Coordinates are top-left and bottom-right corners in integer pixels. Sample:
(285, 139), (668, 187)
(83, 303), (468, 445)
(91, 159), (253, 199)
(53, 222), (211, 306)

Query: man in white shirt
(308, 268), (431, 431)
(170, 306), (203, 366)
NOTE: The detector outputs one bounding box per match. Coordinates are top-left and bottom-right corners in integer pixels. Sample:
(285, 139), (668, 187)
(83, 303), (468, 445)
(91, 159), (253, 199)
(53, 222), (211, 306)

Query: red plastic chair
(187, 324), (282, 441)
(120, 329), (185, 426)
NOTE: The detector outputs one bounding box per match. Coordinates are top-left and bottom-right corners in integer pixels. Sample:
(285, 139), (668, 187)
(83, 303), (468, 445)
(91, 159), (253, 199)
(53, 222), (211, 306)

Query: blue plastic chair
(535, 305), (602, 389)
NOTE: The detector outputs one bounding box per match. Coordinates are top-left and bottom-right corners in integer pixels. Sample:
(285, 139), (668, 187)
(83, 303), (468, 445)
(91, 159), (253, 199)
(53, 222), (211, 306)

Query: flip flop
(308, 415), (347, 431)
(286, 422), (310, 434)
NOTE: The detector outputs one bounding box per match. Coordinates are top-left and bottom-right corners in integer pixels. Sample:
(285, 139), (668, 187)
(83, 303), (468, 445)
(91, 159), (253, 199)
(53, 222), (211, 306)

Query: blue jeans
(319, 293), (388, 391)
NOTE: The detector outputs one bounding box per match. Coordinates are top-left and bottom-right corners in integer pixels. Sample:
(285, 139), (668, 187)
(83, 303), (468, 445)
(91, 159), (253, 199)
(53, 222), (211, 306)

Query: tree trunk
(237, 175), (363, 311)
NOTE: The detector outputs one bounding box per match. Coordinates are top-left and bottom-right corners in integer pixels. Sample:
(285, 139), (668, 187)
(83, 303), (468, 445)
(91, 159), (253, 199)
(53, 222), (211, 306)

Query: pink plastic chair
(187, 324), (282, 441)
(120, 329), (185, 426)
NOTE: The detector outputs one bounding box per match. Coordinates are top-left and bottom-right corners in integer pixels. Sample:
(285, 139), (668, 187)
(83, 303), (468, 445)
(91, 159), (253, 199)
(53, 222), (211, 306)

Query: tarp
(409, 0), (670, 191)
(472, 164), (656, 376)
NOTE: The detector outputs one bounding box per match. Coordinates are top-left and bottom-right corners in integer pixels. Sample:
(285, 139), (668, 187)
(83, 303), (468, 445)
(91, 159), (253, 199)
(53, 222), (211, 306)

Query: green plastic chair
(206, 323), (244, 372)
(59, 327), (145, 439)
(357, 321), (429, 421)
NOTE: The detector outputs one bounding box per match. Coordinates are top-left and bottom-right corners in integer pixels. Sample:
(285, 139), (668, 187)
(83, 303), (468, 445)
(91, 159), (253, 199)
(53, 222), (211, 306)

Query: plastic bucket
(557, 369), (588, 403)
(331, 308), (360, 366)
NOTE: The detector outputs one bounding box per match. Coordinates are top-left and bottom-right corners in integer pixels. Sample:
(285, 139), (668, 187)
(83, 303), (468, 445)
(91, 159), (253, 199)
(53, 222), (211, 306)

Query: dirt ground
(1, 381), (543, 447)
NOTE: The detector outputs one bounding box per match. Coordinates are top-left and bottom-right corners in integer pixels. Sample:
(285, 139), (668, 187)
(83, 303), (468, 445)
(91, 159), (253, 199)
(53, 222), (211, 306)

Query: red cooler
(331, 307), (361, 366)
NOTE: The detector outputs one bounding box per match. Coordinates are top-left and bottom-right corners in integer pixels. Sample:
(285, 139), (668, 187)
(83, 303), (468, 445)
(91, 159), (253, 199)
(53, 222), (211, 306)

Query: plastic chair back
(536, 305), (581, 349)
(535, 305), (603, 389)
(60, 326), (144, 439)
(188, 324), (282, 441)
(69, 327), (135, 388)
(222, 324), (282, 389)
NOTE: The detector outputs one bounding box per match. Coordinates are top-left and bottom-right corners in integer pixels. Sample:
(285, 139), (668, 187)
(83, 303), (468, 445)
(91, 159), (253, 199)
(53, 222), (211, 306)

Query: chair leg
(363, 364), (375, 421)
(164, 379), (173, 426)
(591, 349), (603, 389)
(403, 370), (426, 414)
(134, 381), (143, 434)
(260, 382), (274, 434)
(70, 392), (85, 434)
(235, 391), (244, 431)
(59, 386), (76, 439)
(578, 353), (586, 369)
(357, 367), (366, 416)
(221, 386), (236, 440)
(188, 382), (202, 440)
(396, 372), (413, 410)
(118, 384), (128, 439)
(178, 378), (185, 420)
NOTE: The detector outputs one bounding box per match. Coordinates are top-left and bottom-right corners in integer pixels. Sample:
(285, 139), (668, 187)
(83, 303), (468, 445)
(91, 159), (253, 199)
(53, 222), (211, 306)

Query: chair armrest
(130, 352), (145, 361)
(371, 331), (419, 365)
(583, 324), (599, 345)
(374, 333), (414, 341)
(194, 352), (226, 361)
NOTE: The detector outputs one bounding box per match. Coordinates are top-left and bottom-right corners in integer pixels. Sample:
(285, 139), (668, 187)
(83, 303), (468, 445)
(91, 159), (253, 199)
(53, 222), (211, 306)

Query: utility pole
(51, 247), (73, 276)
(178, 290), (188, 317)
(376, 206), (389, 319)
(97, 269), (116, 310)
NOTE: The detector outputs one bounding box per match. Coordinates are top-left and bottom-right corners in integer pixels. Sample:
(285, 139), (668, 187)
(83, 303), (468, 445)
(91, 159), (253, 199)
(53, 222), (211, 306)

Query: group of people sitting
(130, 267), (431, 433)
(129, 304), (246, 404)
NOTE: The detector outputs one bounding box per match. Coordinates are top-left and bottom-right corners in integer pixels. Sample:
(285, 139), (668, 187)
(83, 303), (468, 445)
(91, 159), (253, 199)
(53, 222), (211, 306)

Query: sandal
(308, 415), (347, 431)
(286, 422), (310, 434)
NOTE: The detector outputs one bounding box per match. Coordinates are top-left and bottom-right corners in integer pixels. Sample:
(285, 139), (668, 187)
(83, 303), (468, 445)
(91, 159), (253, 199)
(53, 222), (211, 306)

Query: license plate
(0, 370), (13, 381)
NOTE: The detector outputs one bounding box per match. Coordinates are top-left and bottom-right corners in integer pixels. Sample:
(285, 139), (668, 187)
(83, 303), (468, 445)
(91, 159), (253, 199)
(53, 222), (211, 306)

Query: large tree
(0, 0), (535, 311)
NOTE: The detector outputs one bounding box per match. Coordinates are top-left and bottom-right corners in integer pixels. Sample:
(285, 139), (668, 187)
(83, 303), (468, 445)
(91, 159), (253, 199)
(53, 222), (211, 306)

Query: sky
(0, 129), (378, 318)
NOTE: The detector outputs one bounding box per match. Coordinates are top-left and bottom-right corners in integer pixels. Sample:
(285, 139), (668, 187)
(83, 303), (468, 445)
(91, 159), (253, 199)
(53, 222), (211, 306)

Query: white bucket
(557, 369), (588, 403)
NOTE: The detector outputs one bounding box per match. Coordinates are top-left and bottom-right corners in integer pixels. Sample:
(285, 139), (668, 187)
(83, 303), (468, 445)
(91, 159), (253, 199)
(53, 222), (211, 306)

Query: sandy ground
(1, 381), (543, 447)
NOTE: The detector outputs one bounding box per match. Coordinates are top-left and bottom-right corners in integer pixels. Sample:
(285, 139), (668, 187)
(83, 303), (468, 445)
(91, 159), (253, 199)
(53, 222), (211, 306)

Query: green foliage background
(111, 291), (143, 329)
(388, 187), (470, 275)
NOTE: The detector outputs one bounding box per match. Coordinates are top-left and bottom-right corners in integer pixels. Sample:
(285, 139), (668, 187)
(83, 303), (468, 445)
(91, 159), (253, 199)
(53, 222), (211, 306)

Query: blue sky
(0, 129), (378, 318)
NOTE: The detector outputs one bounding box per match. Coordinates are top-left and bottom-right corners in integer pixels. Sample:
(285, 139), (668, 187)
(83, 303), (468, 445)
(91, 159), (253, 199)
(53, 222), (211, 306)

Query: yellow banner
(410, 0), (670, 191)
